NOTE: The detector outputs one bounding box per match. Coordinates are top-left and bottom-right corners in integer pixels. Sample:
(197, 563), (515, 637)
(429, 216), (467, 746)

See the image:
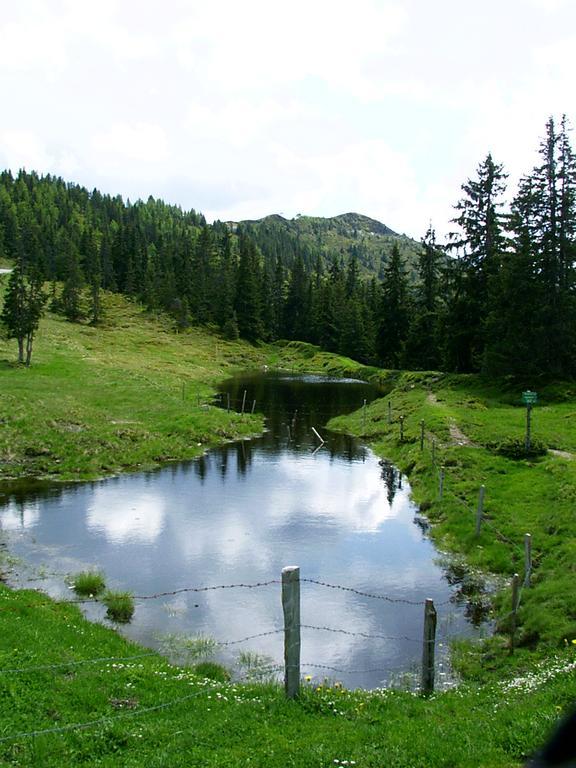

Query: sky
(1, 0), (575, 239)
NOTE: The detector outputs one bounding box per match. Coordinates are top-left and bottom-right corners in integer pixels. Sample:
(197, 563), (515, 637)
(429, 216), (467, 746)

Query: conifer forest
(1, 116), (575, 379)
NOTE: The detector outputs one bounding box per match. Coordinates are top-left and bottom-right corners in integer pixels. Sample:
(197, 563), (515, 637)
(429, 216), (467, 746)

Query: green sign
(522, 390), (538, 405)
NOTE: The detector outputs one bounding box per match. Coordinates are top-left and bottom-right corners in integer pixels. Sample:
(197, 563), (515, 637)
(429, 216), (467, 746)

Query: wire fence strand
(0, 674), (254, 744)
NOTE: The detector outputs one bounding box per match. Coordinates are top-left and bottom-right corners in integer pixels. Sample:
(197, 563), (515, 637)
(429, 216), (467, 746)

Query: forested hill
(2, 115), (576, 380)
(234, 212), (423, 280)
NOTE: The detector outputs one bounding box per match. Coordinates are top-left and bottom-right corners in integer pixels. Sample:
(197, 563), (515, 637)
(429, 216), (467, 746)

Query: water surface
(0, 372), (483, 689)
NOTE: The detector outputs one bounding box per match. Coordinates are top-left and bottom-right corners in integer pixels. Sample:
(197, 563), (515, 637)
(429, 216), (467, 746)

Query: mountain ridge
(230, 210), (421, 281)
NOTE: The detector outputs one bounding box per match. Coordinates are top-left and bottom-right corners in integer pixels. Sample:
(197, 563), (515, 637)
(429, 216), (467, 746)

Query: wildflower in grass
(304, 675), (312, 682)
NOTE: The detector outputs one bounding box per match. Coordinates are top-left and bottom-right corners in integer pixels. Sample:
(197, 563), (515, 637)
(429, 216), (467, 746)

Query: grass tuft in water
(72, 570), (106, 597)
(102, 590), (135, 623)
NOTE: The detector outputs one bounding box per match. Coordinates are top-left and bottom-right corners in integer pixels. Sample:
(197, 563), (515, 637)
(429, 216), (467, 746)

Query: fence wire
(301, 624), (422, 644)
(0, 673), (255, 745)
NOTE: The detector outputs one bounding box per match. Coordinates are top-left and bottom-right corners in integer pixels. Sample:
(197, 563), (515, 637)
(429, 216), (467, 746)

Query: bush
(72, 571), (106, 597)
(103, 591), (135, 623)
(487, 437), (547, 459)
(193, 661), (231, 682)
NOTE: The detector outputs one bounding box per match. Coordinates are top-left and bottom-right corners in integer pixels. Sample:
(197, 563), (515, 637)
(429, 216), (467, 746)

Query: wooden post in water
(475, 485), (485, 537)
(312, 427), (325, 444)
(439, 466), (445, 500)
(251, 399), (256, 414)
(420, 420), (425, 451)
(282, 566), (301, 699)
(362, 399), (367, 433)
(421, 598), (437, 695)
(241, 390), (247, 415)
(510, 573), (520, 654)
(524, 533), (532, 587)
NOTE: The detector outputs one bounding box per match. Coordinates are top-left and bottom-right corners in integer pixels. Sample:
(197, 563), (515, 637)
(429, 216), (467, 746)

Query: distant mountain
(230, 212), (424, 281)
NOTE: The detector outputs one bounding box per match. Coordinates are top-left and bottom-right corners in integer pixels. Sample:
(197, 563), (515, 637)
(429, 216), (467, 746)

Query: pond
(0, 372), (485, 690)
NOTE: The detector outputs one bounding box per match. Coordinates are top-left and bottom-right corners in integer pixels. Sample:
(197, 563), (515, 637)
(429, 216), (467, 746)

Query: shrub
(193, 661), (231, 682)
(103, 591), (135, 623)
(72, 571), (106, 597)
(487, 437), (547, 459)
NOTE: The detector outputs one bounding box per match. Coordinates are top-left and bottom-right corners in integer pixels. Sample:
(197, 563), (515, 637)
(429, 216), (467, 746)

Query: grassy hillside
(0, 290), (269, 482)
(329, 372), (576, 675)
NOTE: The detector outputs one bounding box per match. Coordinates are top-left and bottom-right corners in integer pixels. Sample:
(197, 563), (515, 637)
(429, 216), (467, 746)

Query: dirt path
(549, 448), (574, 460)
(448, 419), (476, 447)
(426, 391), (476, 447)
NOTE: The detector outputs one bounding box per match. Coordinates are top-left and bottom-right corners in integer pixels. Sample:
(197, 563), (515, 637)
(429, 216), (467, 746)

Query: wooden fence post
(421, 598), (437, 695)
(399, 415), (405, 442)
(362, 399), (367, 433)
(475, 485), (485, 537)
(312, 427), (325, 444)
(282, 566), (301, 699)
(431, 439), (436, 465)
(387, 400), (392, 425)
(251, 399), (256, 414)
(420, 420), (425, 451)
(524, 534), (532, 587)
(241, 390), (247, 415)
(510, 573), (520, 654)
(439, 467), (445, 500)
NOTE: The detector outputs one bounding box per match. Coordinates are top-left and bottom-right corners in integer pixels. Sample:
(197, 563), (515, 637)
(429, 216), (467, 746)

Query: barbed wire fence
(0, 559), (528, 749)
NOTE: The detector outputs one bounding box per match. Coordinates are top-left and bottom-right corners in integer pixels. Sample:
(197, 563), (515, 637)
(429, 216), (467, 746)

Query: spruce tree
(404, 225), (444, 370)
(234, 232), (263, 341)
(377, 244), (410, 368)
(444, 154), (507, 371)
(0, 259), (47, 365)
(487, 117), (576, 377)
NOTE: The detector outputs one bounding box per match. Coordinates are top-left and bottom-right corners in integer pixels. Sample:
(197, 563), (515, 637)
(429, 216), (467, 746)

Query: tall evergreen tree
(234, 232), (263, 341)
(444, 154), (507, 371)
(1, 259), (47, 365)
(486, 117), (576, 377)
(377, 244), (410, 368)
(404, 225), (444, 370)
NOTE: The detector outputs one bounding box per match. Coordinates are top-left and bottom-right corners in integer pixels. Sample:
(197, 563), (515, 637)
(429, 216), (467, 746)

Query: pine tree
(487, 117), (576, 377)
(234, 232), (263, 341)
(444, 154), (508, 371)
(60, 239), (84, 321)
(0, 259), (47, 365)
(377, 244), (410, 368)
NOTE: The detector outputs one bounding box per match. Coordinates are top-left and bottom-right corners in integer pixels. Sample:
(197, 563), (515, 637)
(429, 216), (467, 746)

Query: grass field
(1, 584), (576, 767)
(0, 291), (268, 481)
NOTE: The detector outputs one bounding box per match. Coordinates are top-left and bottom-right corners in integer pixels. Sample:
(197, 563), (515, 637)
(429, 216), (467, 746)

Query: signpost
(521, 391), (537, 452)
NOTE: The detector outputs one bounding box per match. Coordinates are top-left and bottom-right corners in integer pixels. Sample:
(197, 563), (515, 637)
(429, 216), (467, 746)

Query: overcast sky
(1, 0), (574, 239)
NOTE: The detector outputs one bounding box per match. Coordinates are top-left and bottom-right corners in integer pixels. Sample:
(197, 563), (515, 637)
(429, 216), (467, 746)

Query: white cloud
(91, 123), (170, 167)
(0, 131), (54, 173)
(173, 0), (407, 95)
(0, 0), (575, 237)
